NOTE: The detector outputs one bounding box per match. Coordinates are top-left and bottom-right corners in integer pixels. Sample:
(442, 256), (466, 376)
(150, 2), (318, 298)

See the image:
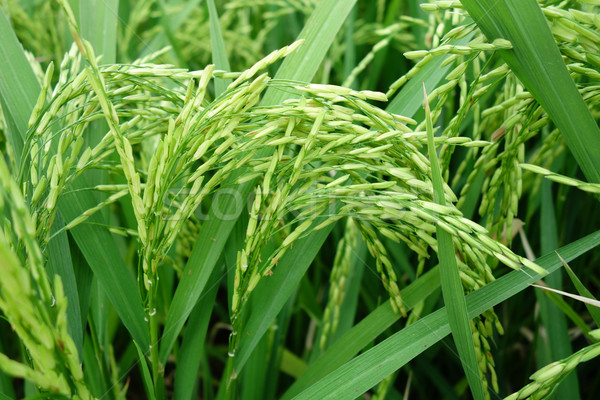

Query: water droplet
(228, 352), (235, 358)
(50, 296), (56, 307)
(149, 308), (157, 316)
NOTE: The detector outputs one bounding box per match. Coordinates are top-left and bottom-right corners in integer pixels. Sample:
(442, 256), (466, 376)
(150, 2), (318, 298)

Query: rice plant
(1, 0), (599, 399)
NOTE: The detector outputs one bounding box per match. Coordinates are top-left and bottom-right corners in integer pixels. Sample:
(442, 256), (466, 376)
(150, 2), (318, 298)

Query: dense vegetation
(1, 0), (600, 399)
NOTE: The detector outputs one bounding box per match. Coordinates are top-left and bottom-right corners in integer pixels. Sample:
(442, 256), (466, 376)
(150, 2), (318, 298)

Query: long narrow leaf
(135, 342), (157, 400)
(560, 254), (600, 327)
(0, 8), (38, 164)
(424, 86), (484, 400)
(61, 180), (150, 351)
(537, 179), (579, 398)
(207, 0), (231, 95)
(78, 0), (118, 63)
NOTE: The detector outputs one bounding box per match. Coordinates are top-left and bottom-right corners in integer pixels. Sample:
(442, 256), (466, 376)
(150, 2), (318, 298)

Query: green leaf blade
(424, 87), (485, 400)
(207, 0), (231, 96)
